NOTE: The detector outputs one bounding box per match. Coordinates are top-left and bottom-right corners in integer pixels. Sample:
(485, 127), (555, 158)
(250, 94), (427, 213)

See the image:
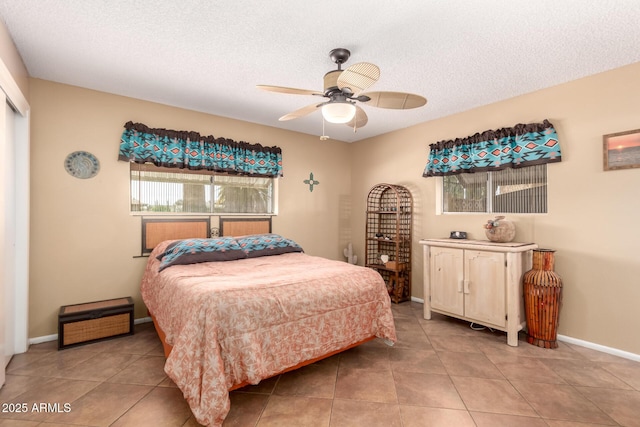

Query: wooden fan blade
(257, 85), (323, 96)
(361, 91), (427, 109)
(346, 106), (368, 129)
(279, 103), (320, 121)
(337, 62), (380, 95)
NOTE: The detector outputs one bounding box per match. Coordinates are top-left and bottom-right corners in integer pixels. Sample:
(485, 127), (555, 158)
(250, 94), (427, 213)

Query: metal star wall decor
(304, 172), (320, 192)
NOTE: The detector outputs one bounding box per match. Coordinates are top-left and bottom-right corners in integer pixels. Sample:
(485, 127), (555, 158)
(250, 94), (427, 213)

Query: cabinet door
(464, 250), (506, 327)
(430, 247), (464, 316)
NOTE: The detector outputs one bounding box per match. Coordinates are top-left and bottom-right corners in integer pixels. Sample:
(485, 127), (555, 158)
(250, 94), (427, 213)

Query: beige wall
(28, 78), (352, 337)
(27, 62), (640, 355)
(351, 62), (640, 355)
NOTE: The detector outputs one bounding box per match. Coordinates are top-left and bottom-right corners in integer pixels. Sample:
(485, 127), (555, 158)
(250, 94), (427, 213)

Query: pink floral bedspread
(141, 241), (397, 426)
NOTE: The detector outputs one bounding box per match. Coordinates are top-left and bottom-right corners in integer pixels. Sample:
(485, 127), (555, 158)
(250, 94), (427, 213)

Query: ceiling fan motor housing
(323, 70), (342, 95)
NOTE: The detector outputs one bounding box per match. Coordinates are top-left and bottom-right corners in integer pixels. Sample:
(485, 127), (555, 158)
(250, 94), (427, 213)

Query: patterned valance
(118, 122), (283, 177)
(423, 119), (561, 177)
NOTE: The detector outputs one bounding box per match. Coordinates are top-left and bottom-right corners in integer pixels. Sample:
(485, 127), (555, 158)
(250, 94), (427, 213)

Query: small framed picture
(603, 128), (640, 171)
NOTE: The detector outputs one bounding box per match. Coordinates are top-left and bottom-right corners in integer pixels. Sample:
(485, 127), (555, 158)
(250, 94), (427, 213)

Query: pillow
(157, 237), (246, 271)
(235, 233), (303, 258)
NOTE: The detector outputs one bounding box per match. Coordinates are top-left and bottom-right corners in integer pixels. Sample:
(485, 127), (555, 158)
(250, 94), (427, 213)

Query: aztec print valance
(118, 121), (283, 177)
(422, 119), (561, 177)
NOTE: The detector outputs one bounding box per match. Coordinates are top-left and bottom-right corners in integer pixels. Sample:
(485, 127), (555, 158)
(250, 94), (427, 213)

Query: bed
(140, 217), (397, 426)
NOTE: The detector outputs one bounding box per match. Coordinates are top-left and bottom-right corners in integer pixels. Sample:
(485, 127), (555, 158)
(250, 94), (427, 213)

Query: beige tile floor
(1, 301), (640, 426)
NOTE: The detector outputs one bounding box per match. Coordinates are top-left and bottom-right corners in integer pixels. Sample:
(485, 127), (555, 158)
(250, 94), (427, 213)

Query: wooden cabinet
(366, 184), (412, 303)
(420, 239), (537, 346)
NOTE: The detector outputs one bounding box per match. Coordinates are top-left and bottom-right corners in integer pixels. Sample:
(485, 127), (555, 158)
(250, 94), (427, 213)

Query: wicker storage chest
(58, 297), (134, 349)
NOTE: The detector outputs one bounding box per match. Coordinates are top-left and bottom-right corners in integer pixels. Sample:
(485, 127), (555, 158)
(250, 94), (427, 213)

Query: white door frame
(13, 106), (29, 355)
(0, 54), (30, 390)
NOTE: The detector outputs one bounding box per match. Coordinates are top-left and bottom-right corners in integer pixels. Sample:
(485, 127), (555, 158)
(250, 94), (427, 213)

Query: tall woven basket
(524, 249), (563, 348)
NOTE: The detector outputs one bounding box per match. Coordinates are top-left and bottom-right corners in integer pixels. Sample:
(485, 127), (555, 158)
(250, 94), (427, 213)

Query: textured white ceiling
(1, 0), (640, 142)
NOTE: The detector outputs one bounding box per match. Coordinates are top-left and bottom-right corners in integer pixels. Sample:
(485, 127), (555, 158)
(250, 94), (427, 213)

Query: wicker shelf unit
(365, 184), (412, 303)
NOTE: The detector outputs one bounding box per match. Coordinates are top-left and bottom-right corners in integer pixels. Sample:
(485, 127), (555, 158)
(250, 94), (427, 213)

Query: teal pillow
(158, 237), (246, 271)
(236, 234), (303, 258)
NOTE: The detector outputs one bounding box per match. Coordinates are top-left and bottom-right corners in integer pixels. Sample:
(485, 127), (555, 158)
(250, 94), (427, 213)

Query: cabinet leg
(507, 330), (519, 347)
(506, 311), (520, 346)
(423, 300), (432, 320)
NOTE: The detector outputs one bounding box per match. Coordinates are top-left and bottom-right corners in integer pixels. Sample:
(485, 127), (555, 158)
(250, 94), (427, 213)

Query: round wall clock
(64, 151), (100, 179)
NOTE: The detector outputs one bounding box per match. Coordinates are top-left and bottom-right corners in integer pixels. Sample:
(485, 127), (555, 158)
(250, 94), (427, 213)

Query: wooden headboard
(141, 218), (210, 255)
(220, 217), (272, 237)
(141, 216), (272, 255)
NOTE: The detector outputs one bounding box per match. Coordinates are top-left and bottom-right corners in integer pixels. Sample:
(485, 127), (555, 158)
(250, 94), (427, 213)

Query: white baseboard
(27, 316), (154, 346)
(410, 297), (639, 362)
(557, 334), (640, 362)
(29, 334), (57, 345)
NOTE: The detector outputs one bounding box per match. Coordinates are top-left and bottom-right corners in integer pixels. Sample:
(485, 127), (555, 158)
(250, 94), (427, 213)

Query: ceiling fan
(257, 48), (427, 131)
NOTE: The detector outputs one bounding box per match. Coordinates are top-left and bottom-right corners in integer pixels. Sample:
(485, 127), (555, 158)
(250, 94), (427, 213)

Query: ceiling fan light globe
(322, 102), (356, 124)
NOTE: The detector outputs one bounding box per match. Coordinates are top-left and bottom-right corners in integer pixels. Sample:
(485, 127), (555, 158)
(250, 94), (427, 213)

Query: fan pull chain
(320, 117), (330, 141)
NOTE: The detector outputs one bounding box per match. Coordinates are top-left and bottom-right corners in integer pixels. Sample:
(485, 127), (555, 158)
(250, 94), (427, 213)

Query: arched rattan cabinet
(365, 184), (412, 303)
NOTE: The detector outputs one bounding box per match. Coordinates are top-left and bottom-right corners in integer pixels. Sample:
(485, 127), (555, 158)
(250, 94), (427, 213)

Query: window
(130, 164), (276, 215)
(442, 164), (547, 213)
